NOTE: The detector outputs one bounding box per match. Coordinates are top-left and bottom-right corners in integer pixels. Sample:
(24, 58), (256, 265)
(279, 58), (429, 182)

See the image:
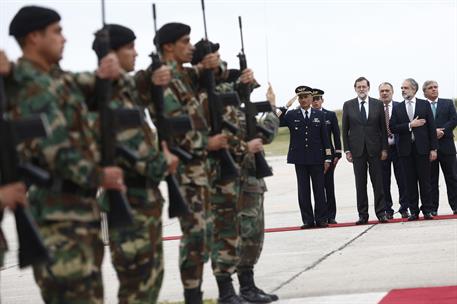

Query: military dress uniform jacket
(280, 107), (331, 165)
(322, 108), (342, 158)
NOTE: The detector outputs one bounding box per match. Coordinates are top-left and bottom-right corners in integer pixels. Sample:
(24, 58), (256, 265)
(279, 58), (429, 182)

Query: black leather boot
(216, 276), (248, 304)
(238, 269), (278, 302)
(184, 287), (203, 304)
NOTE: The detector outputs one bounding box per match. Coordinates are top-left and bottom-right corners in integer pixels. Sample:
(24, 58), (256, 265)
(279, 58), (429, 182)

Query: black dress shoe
(377, 215), (388, 223)
(431, 211), (438, 216)
(328, 219), (338, 224)
(300, 223), (314, 229)
(408, 214), (419, 221)
(316, 221), (328, 228)
(400, 211), (410, 219)
(386, 213), (394, 220)
(423, 212), (433, 220)
(355, 217), (368, 225)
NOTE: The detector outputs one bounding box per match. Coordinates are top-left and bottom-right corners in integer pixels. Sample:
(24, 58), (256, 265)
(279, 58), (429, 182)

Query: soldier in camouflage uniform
(236, 86), (280, 303)
(144, 23), (229, 304)
(4, 6), (126, 303)
(88, 23), (177, 304)
(191, 39), (265, 304)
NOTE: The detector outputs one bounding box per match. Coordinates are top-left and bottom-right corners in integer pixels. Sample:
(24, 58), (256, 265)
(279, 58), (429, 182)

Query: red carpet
(162, 213), (457, 241)
(379, 285), (457, 304)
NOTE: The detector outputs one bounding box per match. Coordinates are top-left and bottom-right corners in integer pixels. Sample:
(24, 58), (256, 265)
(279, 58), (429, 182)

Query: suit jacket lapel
(352, 99), (363, 123)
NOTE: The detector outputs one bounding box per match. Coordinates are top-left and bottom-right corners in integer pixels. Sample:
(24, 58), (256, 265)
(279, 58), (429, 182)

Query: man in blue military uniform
(278, 86), (332, 228)
(311, 88), (342, 224)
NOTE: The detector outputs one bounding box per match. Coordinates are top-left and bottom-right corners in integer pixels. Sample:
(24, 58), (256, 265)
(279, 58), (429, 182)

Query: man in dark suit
(423, 80), (457, 215)
(278, 86), (332, 228)
(378, 82), (410, 219)
(390, 78), (438, 221)
(342, 77), (389, 224)
(311, 88), (342, 224)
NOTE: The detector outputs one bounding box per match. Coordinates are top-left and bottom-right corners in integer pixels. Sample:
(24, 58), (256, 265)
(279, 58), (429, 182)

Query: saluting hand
(266, 82), (276, 107)
(152, 65), (171, 87)
(0, 50), (12, 76)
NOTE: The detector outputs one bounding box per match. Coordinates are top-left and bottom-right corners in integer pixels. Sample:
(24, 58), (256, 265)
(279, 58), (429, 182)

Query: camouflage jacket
(72, 71), (168, 207)
(5, 58), (102, 222)
(135, 61), (210, 186)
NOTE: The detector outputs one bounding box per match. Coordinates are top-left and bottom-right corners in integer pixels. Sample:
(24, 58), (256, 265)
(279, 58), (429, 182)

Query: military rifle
(0, 75), (51, 268)
(150, 3), (191, 218)
(200, 0), (241, 181)
(237, 16), (274, 178)
(91, 0), (144, 228)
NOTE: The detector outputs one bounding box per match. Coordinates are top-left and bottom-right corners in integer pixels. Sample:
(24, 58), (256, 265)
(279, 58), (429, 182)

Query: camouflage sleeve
(8, 75), (102, 189)
(164, 80), (209, 156)
(258, 112), (280, 144)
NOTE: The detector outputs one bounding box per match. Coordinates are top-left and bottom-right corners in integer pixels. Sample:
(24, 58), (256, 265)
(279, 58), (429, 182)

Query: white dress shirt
(358, 97), (369, 120)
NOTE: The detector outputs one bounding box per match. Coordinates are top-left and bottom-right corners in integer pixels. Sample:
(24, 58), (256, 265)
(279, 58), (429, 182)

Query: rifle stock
(0, 76), (51, 268)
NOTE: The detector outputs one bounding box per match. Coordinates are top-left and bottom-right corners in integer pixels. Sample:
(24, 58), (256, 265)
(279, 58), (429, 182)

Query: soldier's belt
(51, 179), (98, 198)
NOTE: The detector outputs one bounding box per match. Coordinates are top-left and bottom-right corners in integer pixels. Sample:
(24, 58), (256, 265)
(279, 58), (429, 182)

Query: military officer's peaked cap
(191, 39), (220, 65)
(312, 88), (325, 97)
(9, 5), (61, 38)
(295, 86), (313, 95)
(154, 22), (191, 47)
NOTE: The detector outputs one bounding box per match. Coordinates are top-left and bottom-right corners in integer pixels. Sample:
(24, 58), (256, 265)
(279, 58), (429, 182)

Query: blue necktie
(431, 101), (437, 118)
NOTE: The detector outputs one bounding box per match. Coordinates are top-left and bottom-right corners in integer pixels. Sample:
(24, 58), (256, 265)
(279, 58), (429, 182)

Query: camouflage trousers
(32, 220), (104, 304)
(178, 183), (210, 289)
(208, 178), (240, 278)
(237, 191), (265, 269)
(109, 189), (164, 304)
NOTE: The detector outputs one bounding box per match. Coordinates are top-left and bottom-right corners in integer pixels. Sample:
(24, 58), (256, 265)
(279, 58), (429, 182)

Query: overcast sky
(1, 0), (456, 110)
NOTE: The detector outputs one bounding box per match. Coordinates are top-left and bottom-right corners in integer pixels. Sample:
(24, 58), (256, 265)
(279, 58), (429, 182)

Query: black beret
(9, 5), (61, 38)
(154, 22), (191, 47)
(312, 88), (325, 97)
(191, 39), (220, 65)
(295, 86), (313, 95)
(92, 24), (136, 55)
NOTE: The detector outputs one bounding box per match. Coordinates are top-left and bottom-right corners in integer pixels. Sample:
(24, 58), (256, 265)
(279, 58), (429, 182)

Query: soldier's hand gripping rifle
(91, 0), (143, 228)
(150, 3), (190, 218)
(237, 16), (273, 178)
(200, 0), (241, 181)
(0, 76), (51, 268)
